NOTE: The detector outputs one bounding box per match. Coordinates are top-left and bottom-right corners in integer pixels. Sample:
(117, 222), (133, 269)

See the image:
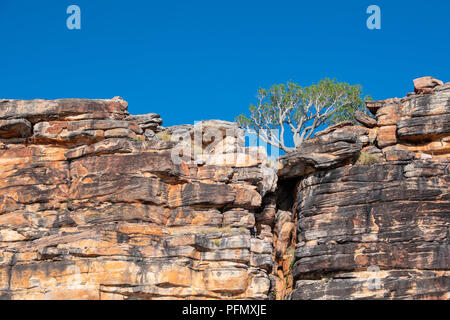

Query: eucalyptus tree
(236, 78), (369, 152)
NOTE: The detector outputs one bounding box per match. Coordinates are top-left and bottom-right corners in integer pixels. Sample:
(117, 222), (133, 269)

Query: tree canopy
(235, 78), (370, 152)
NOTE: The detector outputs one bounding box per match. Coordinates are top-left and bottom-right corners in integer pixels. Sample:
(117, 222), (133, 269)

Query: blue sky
(1, 0), (449, 128)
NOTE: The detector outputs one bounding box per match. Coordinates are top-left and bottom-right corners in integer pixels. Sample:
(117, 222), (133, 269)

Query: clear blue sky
(1, 0), (449, 127)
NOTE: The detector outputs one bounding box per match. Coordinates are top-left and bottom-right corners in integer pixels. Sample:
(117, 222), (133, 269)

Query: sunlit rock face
(0, 98), (276, 300)
(0, 78), (448, 300)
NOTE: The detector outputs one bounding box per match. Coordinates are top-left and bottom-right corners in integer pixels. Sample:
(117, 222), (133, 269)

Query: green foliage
(354, 152), (382, 165)
(236, 78), (370, 152)
(168, 226), (233, 235)
(156, 132), (175, 142)
(289, 257), (295, 271)
(287, 246), (296, 271)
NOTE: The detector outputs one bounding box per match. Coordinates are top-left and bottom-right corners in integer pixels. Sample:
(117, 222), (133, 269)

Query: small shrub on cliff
(289, 258), (295, 271)
(157, 132), (205, 155)
(354, 152), (382, 165)
(283, 246), (296, 271)
(156, 132), (175, 142)
(272, 289), (277, 299)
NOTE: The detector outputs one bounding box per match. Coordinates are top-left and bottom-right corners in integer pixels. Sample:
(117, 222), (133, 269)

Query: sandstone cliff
(0, 77), (448, 300)
(281, 77), (450, 300)
(0, 97), (276, 299)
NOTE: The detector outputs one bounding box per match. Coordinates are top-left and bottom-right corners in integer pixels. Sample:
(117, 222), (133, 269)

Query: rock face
(0, 77), (448, 300)
(289, 161), (449, 299)
(0, 99), (276, 300)
(286, 79), (450, 300)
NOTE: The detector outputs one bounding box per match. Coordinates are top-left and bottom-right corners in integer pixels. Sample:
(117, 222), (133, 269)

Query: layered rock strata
(0, 98), (276, 299)
(0, 77), (448, 300)
(284, 79), (450, 300)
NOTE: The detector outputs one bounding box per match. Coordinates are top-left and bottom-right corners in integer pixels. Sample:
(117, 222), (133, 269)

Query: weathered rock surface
(284, 78), (450, 300)
(0, 77), (448, 300)
(288, 161), (449, 299)
(414, 76), (444, 95)
(126, 113), (163, 133)
(354, 110), (377, 128)
(0, 97), (128, 123)
(0, 119), (32, 139)
(278, 123), (367, 179)
(0, 99), (274, 300)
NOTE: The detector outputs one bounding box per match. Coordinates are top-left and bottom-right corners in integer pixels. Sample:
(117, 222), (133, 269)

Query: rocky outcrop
(0, 77), (448, 300)
(0, 98), (276, 300)
(289, 161), (449, 299)
(278, 122), (370, 180)
(413, 76), (445, 95)
(285, 78), (450, 300)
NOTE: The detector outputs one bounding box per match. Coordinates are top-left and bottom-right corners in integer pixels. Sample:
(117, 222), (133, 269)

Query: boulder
(354, 110), (377, 128)
(278, 125), (364, 179)
(126, 113), (163, 132)
(365, 100), (386, 115)
(414, 76), (444, 95)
